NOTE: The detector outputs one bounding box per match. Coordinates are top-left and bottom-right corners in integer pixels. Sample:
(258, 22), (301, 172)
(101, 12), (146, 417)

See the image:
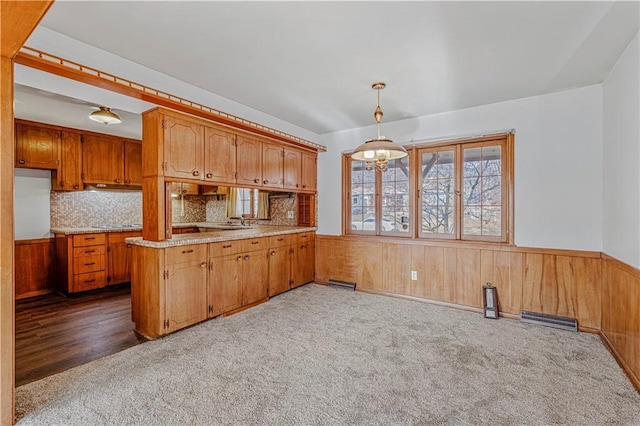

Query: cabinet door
(262, 142), (283, 189)
(82, 134), (124, 184)
(204, 126), (236, 184)
(235, 135), (262, 186)
(55, 130), (82, 191)
(293, 240), (315, 287)
(169, 182), (199, 196)
(211, 254), (243, 316)
(241, 249), (269, 305)
(15, 122), (60, 169)
(283, 148), (302, 190)
(165, 246), (208, 333)
(268, 245), (292, 297)
(124, 140), (142, 186)
(108, 232), (141, 285)
(163, 115), (204, 180)
(301, 152), (317, 191)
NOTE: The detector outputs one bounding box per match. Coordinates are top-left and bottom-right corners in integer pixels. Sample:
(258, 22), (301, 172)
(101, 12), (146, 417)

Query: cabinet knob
(254, 178), (260, 184)
(237, 255), (242, 261)
(244, 255), (249, 260)
(193, 170), (200, 177)
(206, 173), (213, 179)
(18, 159), (25, 165)
(125, 180), (131, 184)
(115, 179), (121, 184)
(296, 183), (300, 188)
(73, 184), (79, 190)
(270, 250), (276, 256)
(263, 179), (269, 184)
(302, 184), (307, 188)
(200, 262), (207, 268)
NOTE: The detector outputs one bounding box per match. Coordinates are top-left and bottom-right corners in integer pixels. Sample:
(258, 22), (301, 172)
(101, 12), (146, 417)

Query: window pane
(381, 157), (410, 233)
(350, 160), (376, 232)
(463, 144), (503, 238)
(421, 150), (455, 236)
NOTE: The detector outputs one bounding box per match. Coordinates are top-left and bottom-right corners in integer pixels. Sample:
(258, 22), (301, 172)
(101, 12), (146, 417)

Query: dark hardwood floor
(15, 285), (144, 387)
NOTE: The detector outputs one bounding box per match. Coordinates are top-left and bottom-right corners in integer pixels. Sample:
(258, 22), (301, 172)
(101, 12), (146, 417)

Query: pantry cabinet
(15, 121), (60, 169)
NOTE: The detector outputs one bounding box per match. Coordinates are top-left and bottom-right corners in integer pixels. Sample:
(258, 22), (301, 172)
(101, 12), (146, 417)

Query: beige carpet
(16, 284), (640, 425)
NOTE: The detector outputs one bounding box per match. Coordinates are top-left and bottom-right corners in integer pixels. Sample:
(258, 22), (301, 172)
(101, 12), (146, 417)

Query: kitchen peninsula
(128, 225), (316, 339)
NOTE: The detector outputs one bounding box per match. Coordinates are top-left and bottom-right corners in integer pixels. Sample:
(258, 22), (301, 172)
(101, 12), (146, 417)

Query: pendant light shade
(89, 107), (122, 125)
(351, 82), (407, 172)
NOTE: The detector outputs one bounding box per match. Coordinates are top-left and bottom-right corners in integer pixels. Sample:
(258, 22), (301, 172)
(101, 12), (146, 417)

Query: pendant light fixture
(351, 82), (407, 172)
(89, 106), (122, 125)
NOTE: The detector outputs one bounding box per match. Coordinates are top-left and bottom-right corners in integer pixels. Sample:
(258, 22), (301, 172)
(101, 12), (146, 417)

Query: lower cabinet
(107, 231), (141, 285)
(131, 231), (315, 339)
(56, 232), (108, 293)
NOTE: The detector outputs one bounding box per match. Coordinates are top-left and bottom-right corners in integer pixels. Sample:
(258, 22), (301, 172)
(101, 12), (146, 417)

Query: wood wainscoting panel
(15, 239), (56, 299)
(601, 255), (639, 391)
(316, 235), (601, 329)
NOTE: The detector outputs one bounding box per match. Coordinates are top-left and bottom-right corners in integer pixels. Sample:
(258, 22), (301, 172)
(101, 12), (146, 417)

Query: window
(346, 156), (412, 236)
(237, 188), (258, 217)
(344, 133), (512, 243)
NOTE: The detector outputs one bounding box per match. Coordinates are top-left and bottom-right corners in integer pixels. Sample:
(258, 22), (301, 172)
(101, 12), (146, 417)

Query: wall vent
(520, 310), (578, 332)
(328, 279), (356, 291)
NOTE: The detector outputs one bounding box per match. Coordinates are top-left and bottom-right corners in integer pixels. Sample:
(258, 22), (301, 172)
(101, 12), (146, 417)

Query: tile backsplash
(52, 190), (297, 228)
(51, 190), (142, 228)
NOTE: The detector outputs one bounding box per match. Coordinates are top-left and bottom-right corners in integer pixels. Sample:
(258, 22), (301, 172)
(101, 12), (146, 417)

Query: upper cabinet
(283, 148), (301, 190)
(163, 115), (204, 180)
(82, 134), (124, 185)
(235, 135), (262, 186)
(204, 126), (236, 183)
(301, 152), (317, 191)
(262, 142), (283, 189)
(53, 130), (82, 191)
(15, 122), (60, 169)
(124, 141), (142, 186)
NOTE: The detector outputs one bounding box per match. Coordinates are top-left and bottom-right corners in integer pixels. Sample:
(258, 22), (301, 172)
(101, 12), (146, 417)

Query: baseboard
(599, 331), (640, 394)
(15, 289), (54, 300)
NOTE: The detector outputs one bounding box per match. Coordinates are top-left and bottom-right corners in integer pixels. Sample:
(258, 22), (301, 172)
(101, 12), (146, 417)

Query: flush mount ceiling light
(351, 82), (407, 172)
(89, 106), (122, 125)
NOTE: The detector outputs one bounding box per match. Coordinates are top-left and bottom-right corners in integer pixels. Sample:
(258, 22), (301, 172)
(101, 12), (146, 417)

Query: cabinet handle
(182, 249), (194, 254)
(223, 244), (232, 249)
(126, 244), (132, 248)
(85, 237), (95, 241)
(84, 262), (95, 266)
(206, 173), (213, 179)
(193, 170), (200, 177)
(277, 238), (284, 241)
(254, 178), (260, 183)
(301, 235), (307, 239)
(84, 279), (96, 283)
(251, 241), (259, 245)
(263, 179), (269, 184)
(115, 179), (121, 184)
(84, 250), (95, 254)
(200, 262), (207, 268)
(18, 159), (25, 164)
(244, 255), (249, 260)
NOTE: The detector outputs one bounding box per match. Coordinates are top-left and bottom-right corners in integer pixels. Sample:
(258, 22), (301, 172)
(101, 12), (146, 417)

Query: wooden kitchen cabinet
(15, 121), (60, 169)
(53, 130), (83, 191)
(267, 234), (295, 297)
(301, 152), (317, 191)
(107, 231), (141, 285)
(124, 141), (142, 185)
(163, 115), (204, 180)
(82, 134), (124, 185)
(293, 233), (315, 288)
(210, 253), (243, 317)
(169, 182), (199, 196)
(55, 232), (108, 294)
(283, 147), (302, 190)
(262, 142), (283, 189)
(235, 135), (262, 186)
(204, 126), (236, 183)
(165, 245), (209, 333)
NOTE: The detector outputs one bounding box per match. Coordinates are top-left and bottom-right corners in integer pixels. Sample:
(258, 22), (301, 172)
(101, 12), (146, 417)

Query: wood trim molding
(15, 47), (326, 153)
(15, 118), (141, 144)
(602, 252), (640, 279)
(600, 331), (640, 393)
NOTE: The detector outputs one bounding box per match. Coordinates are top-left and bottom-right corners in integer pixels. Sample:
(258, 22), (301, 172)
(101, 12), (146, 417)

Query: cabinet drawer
(73, 254), (106, 274)
(73, 233), (106, 247)
(167, 244), (207, 265)
(269, 234), (294, 248)
(73, 245), (106, 258)
(73, 271), (107, 292)
(297, 232), (315, 245)
(241, 237), (266, 253)
(211, 240), (243, 257)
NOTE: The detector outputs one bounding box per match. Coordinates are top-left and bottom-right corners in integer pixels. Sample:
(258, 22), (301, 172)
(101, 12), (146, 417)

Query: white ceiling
(17, 1), (640, 136)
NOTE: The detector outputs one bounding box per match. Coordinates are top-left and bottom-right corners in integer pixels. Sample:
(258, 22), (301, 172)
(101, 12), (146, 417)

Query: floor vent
(520, 311), (578, 332)
(327, 279), (356, 291)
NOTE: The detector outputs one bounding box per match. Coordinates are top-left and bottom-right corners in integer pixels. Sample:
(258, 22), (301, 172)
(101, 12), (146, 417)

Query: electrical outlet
(411, 271), (418, 281)
(287, 211), (294, 219)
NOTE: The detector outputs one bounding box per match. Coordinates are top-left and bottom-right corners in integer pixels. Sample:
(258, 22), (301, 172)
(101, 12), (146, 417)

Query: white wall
(602, 32), (640, 268)
(14, 168), (51, 240)
(318, 85), (604, 252)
